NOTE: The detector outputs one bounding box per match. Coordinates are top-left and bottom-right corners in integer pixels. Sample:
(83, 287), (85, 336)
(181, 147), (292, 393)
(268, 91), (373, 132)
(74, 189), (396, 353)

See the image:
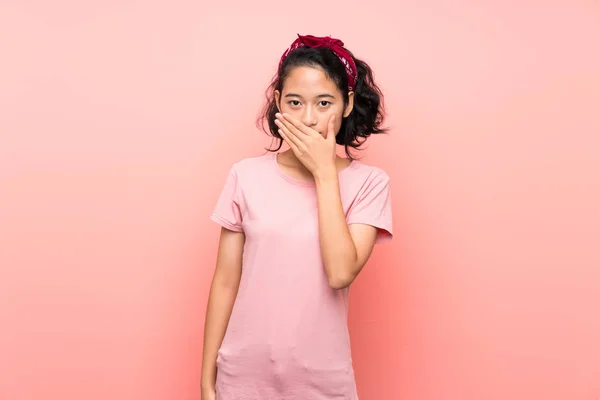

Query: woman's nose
(301, 108), (318, 127)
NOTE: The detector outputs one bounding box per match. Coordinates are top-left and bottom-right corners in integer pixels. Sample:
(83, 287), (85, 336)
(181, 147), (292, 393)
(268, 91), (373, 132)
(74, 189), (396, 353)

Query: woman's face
(275, 66), (354, 138)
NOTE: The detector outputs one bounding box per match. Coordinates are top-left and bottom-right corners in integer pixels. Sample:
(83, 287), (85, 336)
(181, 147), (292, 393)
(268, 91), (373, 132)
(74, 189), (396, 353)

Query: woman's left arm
(275, 112), (380, 289)
(314, 172), (379, 289)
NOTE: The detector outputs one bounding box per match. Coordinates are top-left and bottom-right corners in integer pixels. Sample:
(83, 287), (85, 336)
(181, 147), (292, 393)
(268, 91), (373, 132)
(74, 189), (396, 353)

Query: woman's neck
(277, 149), (313, 179)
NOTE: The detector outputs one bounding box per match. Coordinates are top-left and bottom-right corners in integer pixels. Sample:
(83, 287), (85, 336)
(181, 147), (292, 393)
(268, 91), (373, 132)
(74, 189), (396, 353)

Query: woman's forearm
(314, 171), (359, 289)
(201, 278), (239, 390)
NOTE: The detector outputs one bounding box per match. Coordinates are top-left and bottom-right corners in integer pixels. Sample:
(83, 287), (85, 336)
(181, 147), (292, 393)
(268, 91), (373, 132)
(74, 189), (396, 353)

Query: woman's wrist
(201, 382), (215, 391)
(313, 164), (338, 182)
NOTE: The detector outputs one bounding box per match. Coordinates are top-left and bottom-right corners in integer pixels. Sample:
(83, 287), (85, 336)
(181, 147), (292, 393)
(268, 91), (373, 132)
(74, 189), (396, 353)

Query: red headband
(279, 34), (358, 91)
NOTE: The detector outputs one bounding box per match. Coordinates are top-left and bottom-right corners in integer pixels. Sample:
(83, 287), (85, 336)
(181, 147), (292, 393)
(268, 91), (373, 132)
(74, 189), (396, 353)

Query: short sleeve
(210, 165), (244, 232)
(347, 171), (393, 243)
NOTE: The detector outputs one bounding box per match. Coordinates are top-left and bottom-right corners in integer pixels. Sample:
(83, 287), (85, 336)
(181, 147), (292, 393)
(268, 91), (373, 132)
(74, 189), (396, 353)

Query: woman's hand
(275, 113), (337, 179)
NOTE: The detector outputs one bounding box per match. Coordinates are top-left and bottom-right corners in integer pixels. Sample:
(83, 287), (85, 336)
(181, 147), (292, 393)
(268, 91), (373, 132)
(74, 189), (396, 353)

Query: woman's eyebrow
(284, 93), (336, 99)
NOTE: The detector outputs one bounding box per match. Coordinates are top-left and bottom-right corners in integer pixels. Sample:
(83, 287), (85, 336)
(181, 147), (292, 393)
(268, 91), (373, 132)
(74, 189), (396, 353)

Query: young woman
(201, 34), (393, 400)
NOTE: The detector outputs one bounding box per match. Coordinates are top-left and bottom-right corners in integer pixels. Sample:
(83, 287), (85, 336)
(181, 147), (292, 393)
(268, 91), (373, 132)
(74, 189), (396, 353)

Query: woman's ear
(343, 91), (355, 118)
(274, 90), (281, 113)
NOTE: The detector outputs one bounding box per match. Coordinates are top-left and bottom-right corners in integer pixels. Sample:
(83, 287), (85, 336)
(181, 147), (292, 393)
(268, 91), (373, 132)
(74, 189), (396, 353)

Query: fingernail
(275, 113), (282, 118)
(274, 119), (281, 126)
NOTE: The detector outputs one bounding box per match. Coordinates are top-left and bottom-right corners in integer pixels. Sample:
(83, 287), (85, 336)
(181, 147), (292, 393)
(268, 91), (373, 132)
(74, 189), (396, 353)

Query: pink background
(1, 1), (599, 399)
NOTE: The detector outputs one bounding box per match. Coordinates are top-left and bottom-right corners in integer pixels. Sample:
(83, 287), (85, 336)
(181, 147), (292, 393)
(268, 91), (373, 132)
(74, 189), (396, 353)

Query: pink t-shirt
(210, 152), (393, 400)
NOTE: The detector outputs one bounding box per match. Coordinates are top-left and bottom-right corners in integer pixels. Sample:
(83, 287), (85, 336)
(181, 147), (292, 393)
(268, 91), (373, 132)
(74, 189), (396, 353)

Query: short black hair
(257, 45), (388, 159)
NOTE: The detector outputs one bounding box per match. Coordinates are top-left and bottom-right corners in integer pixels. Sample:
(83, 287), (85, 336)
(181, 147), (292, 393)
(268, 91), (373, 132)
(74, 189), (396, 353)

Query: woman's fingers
(278, 128), (302, 155)
(326, 115), (336, 141)
(278, 113), (320, 139)
(275, 114), (306, 144)
(275, 117), (306, 150)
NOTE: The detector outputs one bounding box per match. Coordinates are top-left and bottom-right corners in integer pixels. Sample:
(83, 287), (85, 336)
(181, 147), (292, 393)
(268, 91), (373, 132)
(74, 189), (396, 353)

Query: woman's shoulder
(230, 152), (273, 171)
(225, 152), (276, 187)
(346, 158), (390, 183)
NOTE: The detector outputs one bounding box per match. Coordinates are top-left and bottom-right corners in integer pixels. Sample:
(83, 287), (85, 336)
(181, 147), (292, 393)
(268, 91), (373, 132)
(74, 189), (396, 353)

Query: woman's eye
(319, 101), (331, 107)
(289, 100), (301, 107)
